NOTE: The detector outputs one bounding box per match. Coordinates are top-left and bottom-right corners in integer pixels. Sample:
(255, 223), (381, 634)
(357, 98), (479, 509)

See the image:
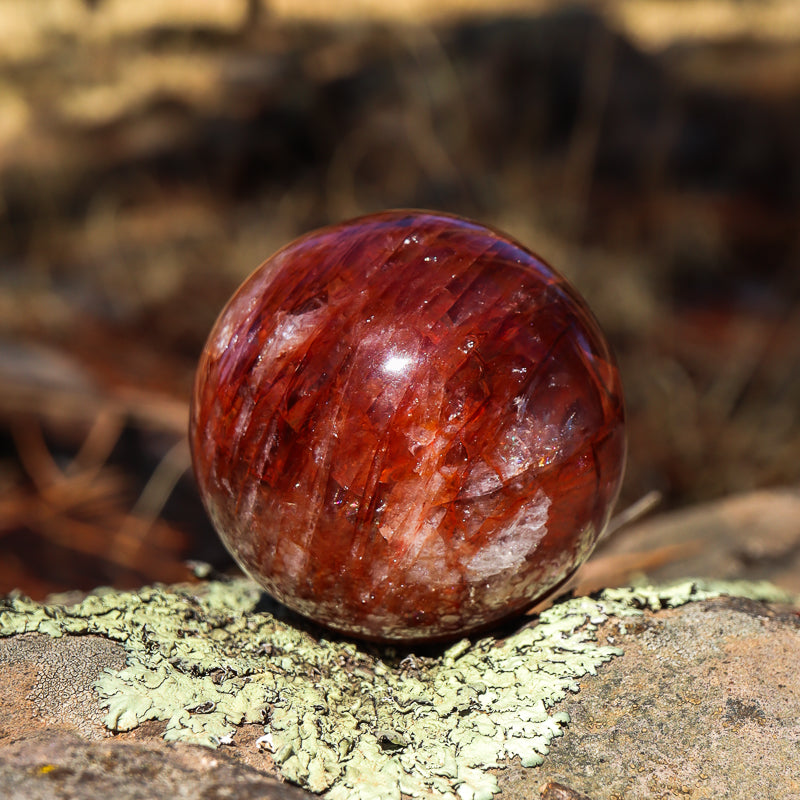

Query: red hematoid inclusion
(190, 210), (626, 643)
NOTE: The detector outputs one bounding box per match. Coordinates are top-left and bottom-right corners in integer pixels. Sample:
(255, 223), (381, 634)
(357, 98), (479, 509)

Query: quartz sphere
(190, 210), (626, 643)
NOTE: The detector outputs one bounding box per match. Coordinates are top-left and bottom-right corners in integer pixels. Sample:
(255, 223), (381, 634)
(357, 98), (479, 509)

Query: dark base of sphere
(287, 562), (585, 646)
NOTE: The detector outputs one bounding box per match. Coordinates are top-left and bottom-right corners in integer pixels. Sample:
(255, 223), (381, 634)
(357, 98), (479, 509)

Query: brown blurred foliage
(1, 0), (799, 597)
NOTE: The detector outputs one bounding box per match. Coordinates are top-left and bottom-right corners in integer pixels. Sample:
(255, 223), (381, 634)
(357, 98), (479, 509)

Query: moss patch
(0, 579), (791, 799)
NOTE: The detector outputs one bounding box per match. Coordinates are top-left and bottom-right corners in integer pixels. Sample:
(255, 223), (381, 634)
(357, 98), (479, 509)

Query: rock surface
(0, 731), (311, 800)
(0, 633), (124, 742)
(1, 580), (797, 799)
(516, 595), (800, 800)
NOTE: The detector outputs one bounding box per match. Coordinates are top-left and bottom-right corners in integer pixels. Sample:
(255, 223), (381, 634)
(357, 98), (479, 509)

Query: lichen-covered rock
(1, 578), (791, 800)
(0, 633), (125, 741)
(518, 595), (800, 800)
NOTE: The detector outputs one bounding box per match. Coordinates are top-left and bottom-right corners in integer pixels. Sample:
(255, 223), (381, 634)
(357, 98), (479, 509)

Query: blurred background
(1, 0), (799, 599)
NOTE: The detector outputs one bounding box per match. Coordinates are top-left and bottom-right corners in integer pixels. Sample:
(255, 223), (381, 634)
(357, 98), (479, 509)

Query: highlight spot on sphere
(190, 210), (626, 643)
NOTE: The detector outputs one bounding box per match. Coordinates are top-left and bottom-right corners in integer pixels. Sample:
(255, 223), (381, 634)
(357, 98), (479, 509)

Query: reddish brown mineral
(190, 211), (626, 642)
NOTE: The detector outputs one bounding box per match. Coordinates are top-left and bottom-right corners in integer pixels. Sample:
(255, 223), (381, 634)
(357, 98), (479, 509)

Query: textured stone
(509, 596), (800, 800)
(0, 732), (311, 800)
(0, 634), (125, 742)
(1, 579), (794, 800)
(191, 211), (625, 641)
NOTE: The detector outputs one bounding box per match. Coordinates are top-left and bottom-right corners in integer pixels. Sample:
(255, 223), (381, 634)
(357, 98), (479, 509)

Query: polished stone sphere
(190, 210), (626, 642)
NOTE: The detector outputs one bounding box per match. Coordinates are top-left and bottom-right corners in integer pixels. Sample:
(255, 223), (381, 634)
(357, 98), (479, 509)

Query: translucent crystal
(190, 211), (626, 642)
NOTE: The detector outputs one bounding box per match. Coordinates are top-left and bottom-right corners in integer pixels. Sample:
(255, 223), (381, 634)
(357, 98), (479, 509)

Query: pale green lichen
(0, 578), (792, 799)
